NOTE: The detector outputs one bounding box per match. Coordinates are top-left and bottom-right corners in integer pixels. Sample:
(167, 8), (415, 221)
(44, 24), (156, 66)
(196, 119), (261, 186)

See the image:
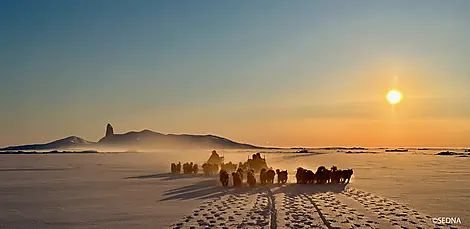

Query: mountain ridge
(1, 124), (267, 151)
(1, 136), (95, 151)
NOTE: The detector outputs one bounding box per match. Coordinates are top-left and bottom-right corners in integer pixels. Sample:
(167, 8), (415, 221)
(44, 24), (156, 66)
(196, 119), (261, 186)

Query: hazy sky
(1, 0), (470, 148)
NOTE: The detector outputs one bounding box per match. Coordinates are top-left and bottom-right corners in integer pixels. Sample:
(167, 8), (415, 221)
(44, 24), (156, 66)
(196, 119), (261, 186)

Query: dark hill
(1, 136), (95, 150)
(1, 124), (265, 150)
(98, 124), (262, 149)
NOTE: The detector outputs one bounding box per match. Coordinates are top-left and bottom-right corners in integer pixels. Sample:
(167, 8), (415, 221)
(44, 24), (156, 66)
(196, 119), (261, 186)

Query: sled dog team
(170, 162), (242, 175)
(170, 162), (198, 174)
(219, 166), (353, 187)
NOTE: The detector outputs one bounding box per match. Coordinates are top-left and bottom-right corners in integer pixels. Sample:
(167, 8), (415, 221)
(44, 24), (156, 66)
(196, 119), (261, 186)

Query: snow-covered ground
(0, 150), (468, 228)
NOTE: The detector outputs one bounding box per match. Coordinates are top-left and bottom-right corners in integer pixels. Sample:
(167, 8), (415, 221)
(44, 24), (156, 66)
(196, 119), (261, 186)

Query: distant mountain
(1, 124), (266, 151)
(1, 136), (95, 151)
(97, 124), (264, 150)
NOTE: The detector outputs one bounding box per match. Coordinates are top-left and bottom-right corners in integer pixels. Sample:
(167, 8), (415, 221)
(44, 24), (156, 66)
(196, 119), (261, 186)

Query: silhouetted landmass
(437, 151), (457, 156)
(322, 147), (367, 150)
(0, 123), (266, 151)
(0, 150), (98, 154)
(290, 147), (367, 150)
(96, 124), (265, 150)
(385, 149), (409, 152)
(1, 136), (95, 151)
(294, 148), (309, 153)
(345, 151), (378, 154)
(436, 151), (470, 156)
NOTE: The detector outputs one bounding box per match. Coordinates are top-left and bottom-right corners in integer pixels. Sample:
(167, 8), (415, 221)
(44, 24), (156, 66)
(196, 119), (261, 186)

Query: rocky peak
(105, 123), (114, 138)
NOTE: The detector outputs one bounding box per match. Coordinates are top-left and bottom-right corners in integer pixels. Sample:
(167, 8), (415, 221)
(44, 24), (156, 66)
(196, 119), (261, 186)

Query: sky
(1, 0), (470, 148)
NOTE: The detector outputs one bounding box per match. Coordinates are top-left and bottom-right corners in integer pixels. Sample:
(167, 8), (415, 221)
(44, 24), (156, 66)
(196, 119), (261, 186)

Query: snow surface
(0, 150), (468, 228)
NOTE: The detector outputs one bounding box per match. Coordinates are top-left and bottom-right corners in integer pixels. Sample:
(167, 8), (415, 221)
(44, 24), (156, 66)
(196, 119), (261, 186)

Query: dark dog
(296, 167), (305, 184)
(176, 162), (181, 173)
(324, 169), (331, 184)
(236, 168), (244, 181)
(266, 169), (276, 184)
(341, 169), (353, 183)
(170, 163), (176, 173)
(260, 168), (267, 185)
(219, 170), (229, 187)
(232, 172), (242, 187)
(183, 163), (190, 174)
(315, 166), (330, 184)
(330, 166), (341, 184)
(202, 163), (210, 175)
(316, 166), (326, 173)
(297, 167), (315, 184)
(276, 169), (288, 184)
(305, 169), (315, 184)
(247, 169), (256, 187)
(189, 162), (194, 173)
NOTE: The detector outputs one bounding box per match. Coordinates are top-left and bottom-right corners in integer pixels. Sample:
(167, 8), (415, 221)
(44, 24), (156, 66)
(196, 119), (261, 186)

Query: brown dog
(260, 168), (267, 185)
(330, 166), (341, 184)
(276, 169), (288, 184)
(341, 169), (353, 183)
(193, 164), (198, 174)
(232, 172), (242, 187)
(236, 168), (244, 181)
(247, 170), (256, 187)
(219, 170), (229, 187)
(266, 169), (276, 184)
(170, 163), (176, 173)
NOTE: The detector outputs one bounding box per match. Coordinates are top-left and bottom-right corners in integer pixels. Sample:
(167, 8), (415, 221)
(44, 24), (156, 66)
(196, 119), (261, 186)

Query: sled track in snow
(266, 187), (277, 229)
(169, 185), (461, 229)
(305, 194), (334, 229)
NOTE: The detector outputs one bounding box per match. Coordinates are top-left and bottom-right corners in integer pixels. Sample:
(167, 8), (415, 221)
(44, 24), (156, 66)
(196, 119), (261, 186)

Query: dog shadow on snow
(159, 179), (269, 202)
(125, 172), (348, 202)
(159, 181), (347, 202)
(124, 172), (216, 181)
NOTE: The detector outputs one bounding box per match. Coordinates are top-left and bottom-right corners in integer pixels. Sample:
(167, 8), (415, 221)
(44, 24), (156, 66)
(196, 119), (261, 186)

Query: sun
(387, 90), (402, 104)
